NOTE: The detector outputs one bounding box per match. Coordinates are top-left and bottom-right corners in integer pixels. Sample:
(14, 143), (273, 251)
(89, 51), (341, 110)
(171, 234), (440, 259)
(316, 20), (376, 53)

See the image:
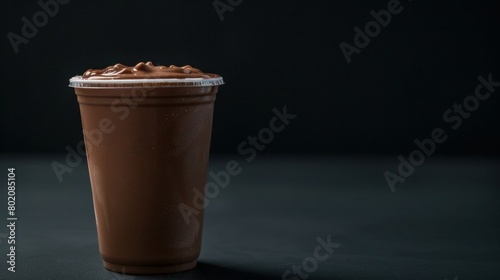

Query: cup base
(103, 260), (197, 275)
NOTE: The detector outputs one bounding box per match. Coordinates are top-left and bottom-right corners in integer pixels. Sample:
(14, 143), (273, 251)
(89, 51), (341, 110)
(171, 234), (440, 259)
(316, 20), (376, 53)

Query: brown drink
(69, 62), (224, 274)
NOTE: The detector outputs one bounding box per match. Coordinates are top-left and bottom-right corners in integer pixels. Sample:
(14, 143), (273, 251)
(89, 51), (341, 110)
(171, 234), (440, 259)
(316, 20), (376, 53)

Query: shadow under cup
(69, 77), (223, 274)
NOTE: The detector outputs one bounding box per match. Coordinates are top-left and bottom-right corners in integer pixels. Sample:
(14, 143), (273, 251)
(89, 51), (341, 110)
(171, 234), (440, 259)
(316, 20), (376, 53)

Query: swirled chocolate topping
(82, 62), (220, 80)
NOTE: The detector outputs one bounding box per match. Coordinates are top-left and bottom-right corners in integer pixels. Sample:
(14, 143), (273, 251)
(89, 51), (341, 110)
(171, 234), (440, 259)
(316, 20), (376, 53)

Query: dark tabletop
(0, 155), (499, 280)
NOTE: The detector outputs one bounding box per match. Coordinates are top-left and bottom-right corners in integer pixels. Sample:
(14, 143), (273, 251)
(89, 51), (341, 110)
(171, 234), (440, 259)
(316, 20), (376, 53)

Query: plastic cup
(69, 76), (223, 274)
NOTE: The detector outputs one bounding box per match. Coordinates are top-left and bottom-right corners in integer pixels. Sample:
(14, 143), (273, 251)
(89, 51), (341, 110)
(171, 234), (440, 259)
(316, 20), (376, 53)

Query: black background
(1, 2), (500, 279)
(2, 0), (499, 156)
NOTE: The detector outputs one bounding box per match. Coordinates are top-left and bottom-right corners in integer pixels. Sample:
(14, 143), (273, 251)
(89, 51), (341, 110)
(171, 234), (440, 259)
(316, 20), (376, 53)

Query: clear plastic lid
(69, 76), (224, 88)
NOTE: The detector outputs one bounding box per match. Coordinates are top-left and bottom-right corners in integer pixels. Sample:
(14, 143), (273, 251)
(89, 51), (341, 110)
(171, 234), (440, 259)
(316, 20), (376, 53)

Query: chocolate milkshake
(69, 62), (224, 274)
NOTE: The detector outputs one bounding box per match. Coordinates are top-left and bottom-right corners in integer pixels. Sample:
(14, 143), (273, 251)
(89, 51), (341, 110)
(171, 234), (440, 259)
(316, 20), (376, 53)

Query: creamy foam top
(82, 62), (220, 80)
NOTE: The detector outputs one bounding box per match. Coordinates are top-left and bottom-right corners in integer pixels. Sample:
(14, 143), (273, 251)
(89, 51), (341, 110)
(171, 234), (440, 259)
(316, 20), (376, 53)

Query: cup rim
(69, 76), (224, 88)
